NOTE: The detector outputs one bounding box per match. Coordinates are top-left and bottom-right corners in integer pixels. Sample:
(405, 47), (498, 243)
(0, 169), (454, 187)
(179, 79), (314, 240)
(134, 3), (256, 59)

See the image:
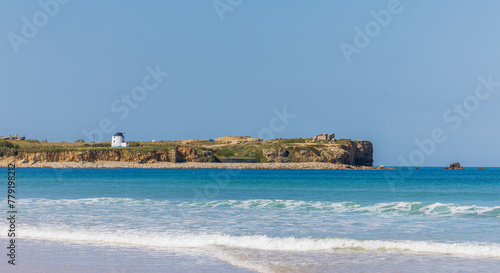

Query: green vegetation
(333, 139), (352, 145)
(209, 143), (268, 162)
(128, 141), (141, 147)
(307, 147), (321, 156)
(212, 146), (236, 158)
(0, 141), (13, 149)
(277, 138), (309, 144)
(0, 140), (19, 149)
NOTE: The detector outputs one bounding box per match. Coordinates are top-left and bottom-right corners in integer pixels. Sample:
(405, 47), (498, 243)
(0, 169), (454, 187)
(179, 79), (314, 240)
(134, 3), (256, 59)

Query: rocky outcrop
(0, 149), (18, 158)
(320, 141), (373, 166)
(4, 147), (217, 164)
(266, 141), (373, 166)
(293, 149), (321, 162)
(15, 150), (170, 164)
(263, 148), (290, 162)
(173, 147), (217, 163)
(445, 162), (464, 169)
(353, 141), (373, 166)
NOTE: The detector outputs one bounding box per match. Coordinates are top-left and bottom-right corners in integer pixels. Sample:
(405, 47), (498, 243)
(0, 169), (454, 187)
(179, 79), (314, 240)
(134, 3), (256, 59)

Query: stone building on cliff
(312, 133), (335, 142)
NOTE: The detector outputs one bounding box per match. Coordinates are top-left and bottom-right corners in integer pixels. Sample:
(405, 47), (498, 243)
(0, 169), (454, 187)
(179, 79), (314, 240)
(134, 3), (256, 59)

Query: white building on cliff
(111, 132), (129, 147)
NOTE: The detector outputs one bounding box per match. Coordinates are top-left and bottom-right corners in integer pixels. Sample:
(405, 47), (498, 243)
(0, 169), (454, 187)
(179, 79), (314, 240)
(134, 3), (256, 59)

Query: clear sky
(2, 1), (500, 167)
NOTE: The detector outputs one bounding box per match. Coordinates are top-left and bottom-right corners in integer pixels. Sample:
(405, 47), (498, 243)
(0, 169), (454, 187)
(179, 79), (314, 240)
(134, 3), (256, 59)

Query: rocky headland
(0, 137), (382, 169)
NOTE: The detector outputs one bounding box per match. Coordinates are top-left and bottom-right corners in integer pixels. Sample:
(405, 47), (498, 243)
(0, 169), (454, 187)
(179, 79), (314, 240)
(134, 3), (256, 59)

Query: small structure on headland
(111, 132), (129, 147)
(312, 133), (335, 142)
(0, 134), (25, 141)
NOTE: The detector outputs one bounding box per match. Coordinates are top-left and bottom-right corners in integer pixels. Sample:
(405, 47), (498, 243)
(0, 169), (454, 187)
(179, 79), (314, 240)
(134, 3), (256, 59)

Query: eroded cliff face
(3, 148), (210, 164)
(12, 150), (173, 164)
(353, 141), (373, 166)
(5, 148), (220, 164)
(1, 141), (374, 166)
(265, 141), (373, 166)
(262, 148), (290, 163)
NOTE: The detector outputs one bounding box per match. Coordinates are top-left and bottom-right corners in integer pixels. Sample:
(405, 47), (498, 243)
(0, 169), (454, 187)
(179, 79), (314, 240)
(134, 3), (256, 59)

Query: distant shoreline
(0, 162), (390, 170)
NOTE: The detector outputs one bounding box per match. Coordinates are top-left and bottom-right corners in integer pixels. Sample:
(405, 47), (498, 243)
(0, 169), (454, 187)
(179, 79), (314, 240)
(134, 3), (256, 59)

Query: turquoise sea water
(1, 167), (500, 272)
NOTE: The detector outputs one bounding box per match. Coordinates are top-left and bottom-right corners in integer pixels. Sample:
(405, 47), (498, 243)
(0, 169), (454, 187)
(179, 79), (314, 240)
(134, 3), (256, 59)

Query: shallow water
(1, 168), (499, 272)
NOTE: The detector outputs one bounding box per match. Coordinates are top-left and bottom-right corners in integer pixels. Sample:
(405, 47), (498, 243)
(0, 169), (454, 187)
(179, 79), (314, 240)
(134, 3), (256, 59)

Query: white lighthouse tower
(111, 132), (129, 147)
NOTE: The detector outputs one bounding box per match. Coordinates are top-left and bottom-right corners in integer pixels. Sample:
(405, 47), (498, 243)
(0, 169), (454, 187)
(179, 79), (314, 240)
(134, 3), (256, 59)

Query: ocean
(1, 167), (499, 272)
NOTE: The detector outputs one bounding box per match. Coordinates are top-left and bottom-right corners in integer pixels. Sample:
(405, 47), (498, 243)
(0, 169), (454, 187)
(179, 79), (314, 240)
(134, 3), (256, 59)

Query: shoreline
(0, 161), (390, 170)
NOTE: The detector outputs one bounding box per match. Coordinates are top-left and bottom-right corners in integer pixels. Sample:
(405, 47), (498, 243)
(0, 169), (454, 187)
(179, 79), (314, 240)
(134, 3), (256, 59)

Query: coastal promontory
(0, 136), (374, 169)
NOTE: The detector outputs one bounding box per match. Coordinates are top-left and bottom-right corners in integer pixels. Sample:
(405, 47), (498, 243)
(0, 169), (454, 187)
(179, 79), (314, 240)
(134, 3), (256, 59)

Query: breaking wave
(16, 198), (500, 217)
(12, 227), (500, 258)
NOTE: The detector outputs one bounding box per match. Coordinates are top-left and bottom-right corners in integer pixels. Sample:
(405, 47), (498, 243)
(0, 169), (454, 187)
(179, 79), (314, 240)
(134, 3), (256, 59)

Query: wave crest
(15, 198), (500, 217)
(13, 228), (500, 258)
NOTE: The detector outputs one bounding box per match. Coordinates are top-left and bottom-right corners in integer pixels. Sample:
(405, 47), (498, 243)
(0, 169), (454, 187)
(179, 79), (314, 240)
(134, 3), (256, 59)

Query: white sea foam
(12, 227), (500, 258)
(206, 247), (274, 273)
(14, 198), (500, 217)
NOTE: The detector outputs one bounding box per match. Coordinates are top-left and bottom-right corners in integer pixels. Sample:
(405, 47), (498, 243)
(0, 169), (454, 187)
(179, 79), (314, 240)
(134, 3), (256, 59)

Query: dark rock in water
(444, 162), (464, 170)
(476, 168), (486, 170)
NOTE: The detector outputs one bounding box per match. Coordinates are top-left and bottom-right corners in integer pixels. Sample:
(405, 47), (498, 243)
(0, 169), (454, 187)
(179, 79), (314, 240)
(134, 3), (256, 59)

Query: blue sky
(2, 0), (500, 167)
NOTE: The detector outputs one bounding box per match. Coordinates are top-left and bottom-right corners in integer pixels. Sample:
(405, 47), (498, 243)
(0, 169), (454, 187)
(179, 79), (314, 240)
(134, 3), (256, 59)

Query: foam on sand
(13, 227), (500, 258)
